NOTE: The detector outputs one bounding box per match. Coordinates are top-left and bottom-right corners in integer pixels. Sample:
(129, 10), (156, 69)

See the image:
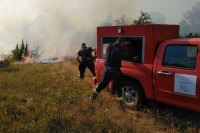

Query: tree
(115, 15), (131, 26)
(12, 43), (20, 61)
(24, 41), (29, 57)
(11, 39), (29, 61)
(133, 11), (153, 25)
(20, 39), (25, 58)
(0, 54), (12, 66)
(180, 32), (200, 38)
(114, 11), (153, 26)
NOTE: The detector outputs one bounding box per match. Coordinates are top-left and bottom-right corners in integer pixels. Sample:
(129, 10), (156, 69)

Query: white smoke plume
(149, 12), (166, 24)
(1, 0), (199, 59)
(179, 1), (200, 35)
(0, 0), (136, 58)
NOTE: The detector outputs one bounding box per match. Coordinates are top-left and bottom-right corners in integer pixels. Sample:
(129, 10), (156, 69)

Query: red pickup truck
(92, 24), (200, 112)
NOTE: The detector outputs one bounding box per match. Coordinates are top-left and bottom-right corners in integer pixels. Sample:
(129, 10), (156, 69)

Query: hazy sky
(0, 0), (200, 58)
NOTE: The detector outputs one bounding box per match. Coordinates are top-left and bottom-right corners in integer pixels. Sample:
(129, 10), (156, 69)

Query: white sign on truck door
(174, 73), (197, 96)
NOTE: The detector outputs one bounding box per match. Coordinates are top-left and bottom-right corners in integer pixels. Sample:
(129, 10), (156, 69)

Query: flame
(54, 58), (61, 63)
(20, 51), (32, 64)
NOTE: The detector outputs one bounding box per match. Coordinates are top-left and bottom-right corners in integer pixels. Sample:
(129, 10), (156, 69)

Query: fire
(20, 51), (32, 64)
(18, 47), (67, 64)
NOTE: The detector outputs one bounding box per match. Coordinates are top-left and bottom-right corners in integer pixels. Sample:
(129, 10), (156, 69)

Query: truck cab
(92, 24), (200, 112)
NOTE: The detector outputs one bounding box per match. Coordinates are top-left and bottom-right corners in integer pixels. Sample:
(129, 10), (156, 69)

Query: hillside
(0, 60), (199, 133)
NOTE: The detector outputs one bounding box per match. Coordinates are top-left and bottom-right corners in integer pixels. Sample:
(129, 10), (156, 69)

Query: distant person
(76, 43), (96, 80)
(90, 37), (127, 109)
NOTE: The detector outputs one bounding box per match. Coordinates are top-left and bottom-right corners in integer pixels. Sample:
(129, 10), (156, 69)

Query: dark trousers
(95, 66), (123, 98)
(79, 59), (96, 78)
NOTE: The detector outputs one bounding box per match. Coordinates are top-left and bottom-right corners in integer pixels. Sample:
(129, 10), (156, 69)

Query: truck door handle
(158, 71), (172, 76)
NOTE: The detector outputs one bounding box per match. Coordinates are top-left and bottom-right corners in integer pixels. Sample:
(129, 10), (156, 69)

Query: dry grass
(0, 60), (200, 133)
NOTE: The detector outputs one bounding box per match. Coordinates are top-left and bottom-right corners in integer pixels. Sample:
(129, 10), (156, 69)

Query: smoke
(179, 1), (200, 35)
(149, 12), (166, 24)
(100, 12), (115, 26)
(0, 0), (136, 58)
(20, 11), (84, 58)
(1, 0), (199, 58)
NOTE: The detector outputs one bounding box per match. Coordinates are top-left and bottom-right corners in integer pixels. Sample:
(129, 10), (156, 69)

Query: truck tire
(123, 80), (145, 110)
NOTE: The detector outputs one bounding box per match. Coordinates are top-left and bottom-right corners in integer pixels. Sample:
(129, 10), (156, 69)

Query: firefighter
(90, 37), (127, 109)
(76, 43), (96, 80)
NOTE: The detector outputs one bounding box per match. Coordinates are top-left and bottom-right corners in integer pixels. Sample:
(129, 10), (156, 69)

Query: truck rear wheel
(123, 81), (145, 109)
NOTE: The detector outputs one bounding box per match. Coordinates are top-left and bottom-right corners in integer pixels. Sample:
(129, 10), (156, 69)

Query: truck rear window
(102, 36), (144, 63)
(163, 45), (198, 70)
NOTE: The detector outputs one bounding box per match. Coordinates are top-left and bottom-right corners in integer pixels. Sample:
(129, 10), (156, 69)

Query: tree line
(106, 11), (200, 38)
(115, 11), (153, 25)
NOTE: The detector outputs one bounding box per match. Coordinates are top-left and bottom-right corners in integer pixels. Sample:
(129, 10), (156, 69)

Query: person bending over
(90, 37), (127, 109)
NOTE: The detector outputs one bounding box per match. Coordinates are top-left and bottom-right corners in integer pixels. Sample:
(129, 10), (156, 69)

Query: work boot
(90, 92), (98, 101)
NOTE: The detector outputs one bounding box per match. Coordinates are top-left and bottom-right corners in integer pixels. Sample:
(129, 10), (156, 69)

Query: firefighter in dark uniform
(90, 37), (127, 108)
(76, 43), (96, 80)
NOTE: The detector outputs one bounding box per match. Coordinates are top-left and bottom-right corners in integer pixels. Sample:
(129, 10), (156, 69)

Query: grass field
(0, 60), (200, 133)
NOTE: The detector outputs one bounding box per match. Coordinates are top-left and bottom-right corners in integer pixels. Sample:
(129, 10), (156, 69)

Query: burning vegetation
(0, 39), (68, 66)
